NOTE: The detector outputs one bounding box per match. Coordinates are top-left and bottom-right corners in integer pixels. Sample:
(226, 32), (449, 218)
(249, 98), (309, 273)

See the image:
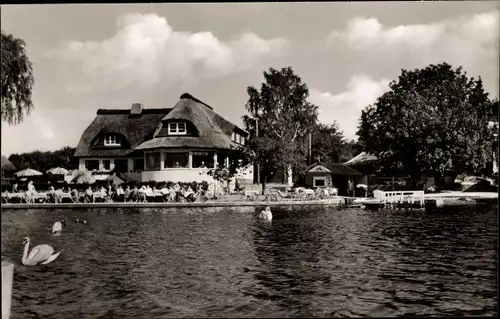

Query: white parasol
(47, 167), (69, 175)
(15, 168), (43, 177)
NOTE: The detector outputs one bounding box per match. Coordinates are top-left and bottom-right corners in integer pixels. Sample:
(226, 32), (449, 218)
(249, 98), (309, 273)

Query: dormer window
(168, 122), (186, 135)
(231, 131), (245, 145)
(104, 135), (120, 146)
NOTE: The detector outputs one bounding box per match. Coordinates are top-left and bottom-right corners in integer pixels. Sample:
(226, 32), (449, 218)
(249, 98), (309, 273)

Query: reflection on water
(1, 206), (497, 318)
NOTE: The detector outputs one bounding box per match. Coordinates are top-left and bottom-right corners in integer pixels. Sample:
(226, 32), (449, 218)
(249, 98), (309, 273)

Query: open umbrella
(47, 167), (69, 175)
(71, 173), (96, 184)
(105, 174), (124, 186)
(15, 168), (43, 177)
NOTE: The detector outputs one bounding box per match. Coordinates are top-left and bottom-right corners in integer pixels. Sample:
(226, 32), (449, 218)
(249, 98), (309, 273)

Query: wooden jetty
(359, 190), (498, 211)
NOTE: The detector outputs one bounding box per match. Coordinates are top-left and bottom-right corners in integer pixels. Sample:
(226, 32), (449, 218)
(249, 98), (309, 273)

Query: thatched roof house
(74, 93), (252, 183)
(136, 93), (247, 151)
(74, 108), (171, 158)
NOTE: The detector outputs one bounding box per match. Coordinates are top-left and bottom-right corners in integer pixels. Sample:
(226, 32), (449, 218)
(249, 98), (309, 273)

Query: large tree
(357, 62), (496, 188)
(243, 67), (318, 192)
(1, 30), (34, 125)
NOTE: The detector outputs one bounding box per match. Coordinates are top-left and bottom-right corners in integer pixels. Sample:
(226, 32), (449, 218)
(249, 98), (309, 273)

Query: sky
(1, 2), (499, 156)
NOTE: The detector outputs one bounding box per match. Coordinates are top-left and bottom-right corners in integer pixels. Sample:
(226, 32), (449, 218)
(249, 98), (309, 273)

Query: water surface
(1, 206), (497, 318)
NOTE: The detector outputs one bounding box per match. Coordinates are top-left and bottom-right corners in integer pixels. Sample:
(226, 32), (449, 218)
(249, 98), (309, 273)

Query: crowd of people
(1, 180), (212, 204)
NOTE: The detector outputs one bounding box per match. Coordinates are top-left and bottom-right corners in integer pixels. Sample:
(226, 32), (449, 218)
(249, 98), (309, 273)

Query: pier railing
(374, 190), (425, 207)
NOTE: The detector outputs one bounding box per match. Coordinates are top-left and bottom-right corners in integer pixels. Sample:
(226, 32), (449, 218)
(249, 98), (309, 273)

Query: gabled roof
(344, 152), (378, 166)
(74, 108), (171, 157)
(136, 93), (246, 151)
(306, 162), (362, 176)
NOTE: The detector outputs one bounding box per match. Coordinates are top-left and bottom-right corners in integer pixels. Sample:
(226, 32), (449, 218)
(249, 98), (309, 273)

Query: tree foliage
(357, 63), (496, 186)
(204, 145), (252, 195)
(8, 146), (76, 173)
(1, 30), (34, 125)
(308, 122), (354, 164)
(242, 67), (319, 190)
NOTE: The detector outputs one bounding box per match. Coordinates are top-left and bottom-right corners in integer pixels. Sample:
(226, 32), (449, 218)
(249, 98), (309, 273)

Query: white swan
(21, 237), (61, 266)
(259, 207), (273, 221)
(51, 219), (66, 234)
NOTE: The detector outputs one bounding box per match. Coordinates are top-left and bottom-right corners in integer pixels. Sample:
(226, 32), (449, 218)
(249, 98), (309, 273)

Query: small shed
(305, 162), (362, 196)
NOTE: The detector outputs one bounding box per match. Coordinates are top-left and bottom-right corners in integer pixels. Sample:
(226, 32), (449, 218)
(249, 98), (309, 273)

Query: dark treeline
(8, 146), (77, 173)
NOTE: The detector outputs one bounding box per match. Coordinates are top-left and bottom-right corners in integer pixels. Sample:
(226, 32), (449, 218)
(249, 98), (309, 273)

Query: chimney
(130, 103), (143, 115)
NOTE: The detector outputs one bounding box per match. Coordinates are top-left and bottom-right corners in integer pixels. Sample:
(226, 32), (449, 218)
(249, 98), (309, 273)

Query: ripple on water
(1, 206), (497, 318)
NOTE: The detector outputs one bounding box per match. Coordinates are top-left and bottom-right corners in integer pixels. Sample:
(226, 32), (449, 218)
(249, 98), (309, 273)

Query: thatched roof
(74, 108), (171, 157)
(1, 155), (16, 171)
(344, 152), (378, 166)
(136, 93), (247, 151)
(306, 162), (362, 176)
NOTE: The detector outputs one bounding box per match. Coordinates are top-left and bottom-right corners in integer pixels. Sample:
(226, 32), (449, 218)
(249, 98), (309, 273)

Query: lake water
(1, 206), (497, 318)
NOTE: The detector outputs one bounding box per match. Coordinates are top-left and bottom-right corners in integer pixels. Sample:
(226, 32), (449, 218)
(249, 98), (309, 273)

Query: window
(192, 151), (214, 168)
(114, 159), (128, 173)
(165, 152), (189, 168)
(231, 131), (245, 145)
(168, 122), (186, 135)
(313, 177), (327, 188)
(85, 160), (99, 171)
(103, 160), (111, 170)
(145, 152), (161, 170)
(133, 159), (144, 172)
(217, 153), (229, 168)
(104, 135), (120, 146)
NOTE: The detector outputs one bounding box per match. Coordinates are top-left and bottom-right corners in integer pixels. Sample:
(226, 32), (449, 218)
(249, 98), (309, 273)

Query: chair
(93, 192), (105, 203)
(303, 189), (315, 200)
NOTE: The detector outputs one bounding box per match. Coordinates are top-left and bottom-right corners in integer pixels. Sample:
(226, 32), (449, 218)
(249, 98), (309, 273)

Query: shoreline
(1, 198), (350, 209)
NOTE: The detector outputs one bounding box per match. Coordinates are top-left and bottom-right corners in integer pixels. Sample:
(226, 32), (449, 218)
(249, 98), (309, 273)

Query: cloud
(327, 11), (499, 96)
(310, 74), (391, 141)
(328, 11), (498, 51)
(48, 13), (289, 90)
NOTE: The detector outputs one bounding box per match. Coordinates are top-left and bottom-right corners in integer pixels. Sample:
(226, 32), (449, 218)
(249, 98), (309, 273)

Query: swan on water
(259, 206), (273, 221)
(51, 219), (66, 233)
(21, 237), (61, 266)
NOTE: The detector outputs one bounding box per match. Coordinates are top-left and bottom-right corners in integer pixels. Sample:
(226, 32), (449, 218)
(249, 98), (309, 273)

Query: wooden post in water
(2, 260), (14, 319)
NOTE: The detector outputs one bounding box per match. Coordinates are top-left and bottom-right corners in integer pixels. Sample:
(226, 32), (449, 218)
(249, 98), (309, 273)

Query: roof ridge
(180, 93), (213, 110)
(96, 108), (171, 115)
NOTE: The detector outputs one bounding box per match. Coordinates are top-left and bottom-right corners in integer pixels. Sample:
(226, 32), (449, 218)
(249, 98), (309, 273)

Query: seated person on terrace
(116, 185), (124, 196)
(12, 183), (18, 193)
(84, 186), (93, 202)
(184, 186), (195, 201)
(160, 185), (169, 195)
(71, 188), (79, 200)
(200, 161), (206, 168)
(26, 181), (37, 196)
(100, 186), (107, 195)
(173, 183), (180, 192)
(128, 185), (138, 201)
(124, 185), (131, 199)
